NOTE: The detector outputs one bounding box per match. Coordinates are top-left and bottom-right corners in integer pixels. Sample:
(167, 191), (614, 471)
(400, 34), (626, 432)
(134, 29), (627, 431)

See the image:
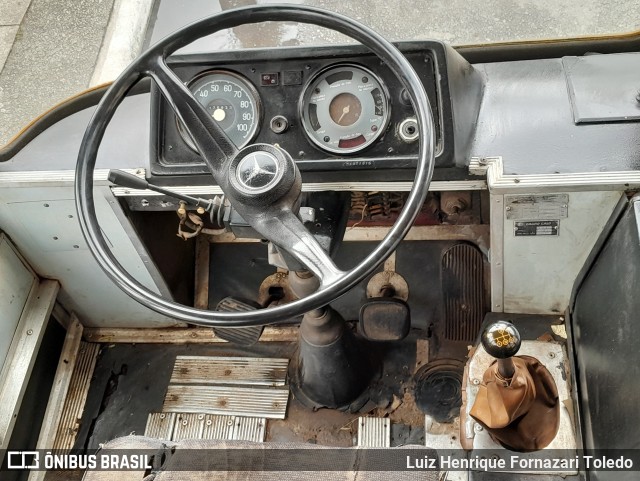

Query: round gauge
(178, 70), (261, 152)
(300, 64), (390, 154)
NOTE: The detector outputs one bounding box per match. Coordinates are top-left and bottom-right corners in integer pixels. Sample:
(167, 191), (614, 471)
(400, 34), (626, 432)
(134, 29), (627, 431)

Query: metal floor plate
(357, 417), (390, 447)
(145, 412), (266, 442)
(170, 356), (288, 386)
(162, 355), (290, 421)
(163, 385), (289, 419)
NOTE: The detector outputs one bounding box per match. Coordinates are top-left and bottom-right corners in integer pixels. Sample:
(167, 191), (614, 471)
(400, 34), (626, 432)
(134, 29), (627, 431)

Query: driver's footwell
(75, 332), (441, 451)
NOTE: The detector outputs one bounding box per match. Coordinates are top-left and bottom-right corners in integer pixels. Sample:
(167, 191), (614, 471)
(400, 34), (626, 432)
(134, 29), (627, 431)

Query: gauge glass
(178, 70), (261, 152)
(300, 64), (390, 154)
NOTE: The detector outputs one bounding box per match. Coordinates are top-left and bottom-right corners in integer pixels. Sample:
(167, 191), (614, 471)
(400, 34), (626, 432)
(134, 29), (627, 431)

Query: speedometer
(300, 64), (390, 154)
(178, 70), (261, 152)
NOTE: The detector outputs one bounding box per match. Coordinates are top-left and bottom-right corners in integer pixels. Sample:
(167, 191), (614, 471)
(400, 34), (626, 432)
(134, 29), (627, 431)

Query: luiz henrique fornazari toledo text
(405, 454), (634, 472)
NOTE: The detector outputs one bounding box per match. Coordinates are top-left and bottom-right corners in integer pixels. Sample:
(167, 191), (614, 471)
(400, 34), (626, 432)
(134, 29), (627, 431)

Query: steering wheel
(75, 4), (436, 327)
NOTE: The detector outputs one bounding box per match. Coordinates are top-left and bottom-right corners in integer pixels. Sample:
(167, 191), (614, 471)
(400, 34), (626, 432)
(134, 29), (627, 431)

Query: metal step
(170, 356), (288, 387)
(145, 412), (265, 442)
(163, 385), (289, 419)
(53, 342), (100, 450)
(357, 416), (390, 447)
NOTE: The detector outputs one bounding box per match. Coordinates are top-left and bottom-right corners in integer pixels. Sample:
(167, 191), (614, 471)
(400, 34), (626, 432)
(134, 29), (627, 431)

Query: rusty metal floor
(75, 332), (431, 450)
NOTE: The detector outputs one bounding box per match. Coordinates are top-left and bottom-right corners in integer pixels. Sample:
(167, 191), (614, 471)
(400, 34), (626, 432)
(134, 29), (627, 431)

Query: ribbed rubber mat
(441, 243), (484, 341)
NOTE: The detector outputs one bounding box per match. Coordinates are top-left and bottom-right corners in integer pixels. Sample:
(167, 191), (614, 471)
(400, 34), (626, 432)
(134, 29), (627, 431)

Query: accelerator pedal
(441, 243), (484, 341)
(214, 297), (264, 345)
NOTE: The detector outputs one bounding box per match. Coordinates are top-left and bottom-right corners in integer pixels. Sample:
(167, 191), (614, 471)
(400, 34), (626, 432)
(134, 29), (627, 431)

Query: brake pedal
(214, 297), (264, 345)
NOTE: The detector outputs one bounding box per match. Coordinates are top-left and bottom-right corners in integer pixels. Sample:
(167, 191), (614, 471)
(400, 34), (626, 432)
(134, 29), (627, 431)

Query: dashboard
(149, 41), (484, 182)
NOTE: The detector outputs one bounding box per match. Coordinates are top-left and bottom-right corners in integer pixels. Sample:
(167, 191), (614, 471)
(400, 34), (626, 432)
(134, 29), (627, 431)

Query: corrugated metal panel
(163, 385), (289, 419)
(170, 356), (288, 386)
(232, 416), (266, 442)
(172, 413), (206, 441)
(144, 412), (176, 439)
(53, 342), (100, 450)
(357, 417), (390, 448)
(145, 413), (265, 443)
(202, 414), (235, 440)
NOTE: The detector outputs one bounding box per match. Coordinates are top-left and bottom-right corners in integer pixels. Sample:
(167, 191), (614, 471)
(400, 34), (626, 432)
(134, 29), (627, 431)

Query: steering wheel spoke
(147, 56), (238, 178)
(240, 204), (344, 287)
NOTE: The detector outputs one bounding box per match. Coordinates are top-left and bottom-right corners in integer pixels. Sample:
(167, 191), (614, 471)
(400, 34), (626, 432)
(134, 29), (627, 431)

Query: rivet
(472, 378), (480, 385)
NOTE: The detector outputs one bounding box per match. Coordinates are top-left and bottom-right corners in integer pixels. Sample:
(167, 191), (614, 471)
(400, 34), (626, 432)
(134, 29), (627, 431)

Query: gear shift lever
(469, 320), (560, 451)
(480, 321), (521, 379)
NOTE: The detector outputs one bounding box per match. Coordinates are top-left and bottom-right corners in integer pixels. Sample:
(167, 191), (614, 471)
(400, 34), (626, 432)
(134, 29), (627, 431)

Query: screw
(474, 424), (483, 432)
(472, 378), (480, 385)
(27, 329), (33, 335)
(549, 352), (556, 359)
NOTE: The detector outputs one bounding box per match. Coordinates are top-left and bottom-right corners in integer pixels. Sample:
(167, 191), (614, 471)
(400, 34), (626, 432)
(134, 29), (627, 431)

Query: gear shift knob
(481, 321), (521, 379)
(481, 321), (521, 358)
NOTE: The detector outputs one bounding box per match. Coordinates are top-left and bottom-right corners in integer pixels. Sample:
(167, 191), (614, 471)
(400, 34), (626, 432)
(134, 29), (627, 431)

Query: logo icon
(236, 152), (279, 190)
(7, 451), (39, 469)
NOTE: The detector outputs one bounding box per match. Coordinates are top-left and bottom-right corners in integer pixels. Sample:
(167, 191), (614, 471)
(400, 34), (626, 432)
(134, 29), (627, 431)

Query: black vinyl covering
(573, 199), (640, 462)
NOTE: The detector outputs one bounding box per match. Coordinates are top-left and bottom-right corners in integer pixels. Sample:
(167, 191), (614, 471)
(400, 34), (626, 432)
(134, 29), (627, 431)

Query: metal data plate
(505, 194), (568, 221)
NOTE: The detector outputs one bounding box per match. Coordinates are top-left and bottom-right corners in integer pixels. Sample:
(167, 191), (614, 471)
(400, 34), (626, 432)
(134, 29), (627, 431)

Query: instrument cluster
(150, 43), (454, 179)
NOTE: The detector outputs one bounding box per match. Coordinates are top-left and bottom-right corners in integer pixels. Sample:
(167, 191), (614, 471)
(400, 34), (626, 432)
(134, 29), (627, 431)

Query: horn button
(228, 143), (298, 205)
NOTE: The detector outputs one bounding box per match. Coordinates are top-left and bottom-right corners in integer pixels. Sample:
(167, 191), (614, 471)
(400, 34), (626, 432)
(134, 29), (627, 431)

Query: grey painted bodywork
(1, 44), (640, 325)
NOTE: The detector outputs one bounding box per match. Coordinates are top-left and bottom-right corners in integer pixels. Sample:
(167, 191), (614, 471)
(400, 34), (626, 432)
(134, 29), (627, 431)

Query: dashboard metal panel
(149, 42), (475, 177)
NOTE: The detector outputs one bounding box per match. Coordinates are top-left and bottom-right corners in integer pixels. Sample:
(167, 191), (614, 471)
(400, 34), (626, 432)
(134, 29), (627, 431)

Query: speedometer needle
(337, 105), (350, 125)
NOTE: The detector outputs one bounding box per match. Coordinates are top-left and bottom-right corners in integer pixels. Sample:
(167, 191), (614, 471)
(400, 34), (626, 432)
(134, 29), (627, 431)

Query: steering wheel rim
(75, 4), (436, 327)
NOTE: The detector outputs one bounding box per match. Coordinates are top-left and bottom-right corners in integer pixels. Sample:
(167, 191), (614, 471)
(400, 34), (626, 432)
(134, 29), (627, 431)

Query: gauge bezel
(177, 69), (262, 153)
(299, 63), (391, 155)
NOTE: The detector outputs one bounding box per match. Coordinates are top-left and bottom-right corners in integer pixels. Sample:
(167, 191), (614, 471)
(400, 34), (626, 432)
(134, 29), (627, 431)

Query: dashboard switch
(261, 72), (279, 86)
(270, 115), (289, 134)
(283, 70), (303, 85)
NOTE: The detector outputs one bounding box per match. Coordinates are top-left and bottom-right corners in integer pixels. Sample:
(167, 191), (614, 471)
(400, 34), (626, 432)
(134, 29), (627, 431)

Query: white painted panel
(0, 186), (178, 328)
(502, 190), (623, 314)
(0, 234), (37, 367)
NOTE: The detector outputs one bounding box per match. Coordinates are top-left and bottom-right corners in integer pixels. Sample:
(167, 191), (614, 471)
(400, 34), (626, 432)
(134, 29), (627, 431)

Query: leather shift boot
(469, 355), (560, 451)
